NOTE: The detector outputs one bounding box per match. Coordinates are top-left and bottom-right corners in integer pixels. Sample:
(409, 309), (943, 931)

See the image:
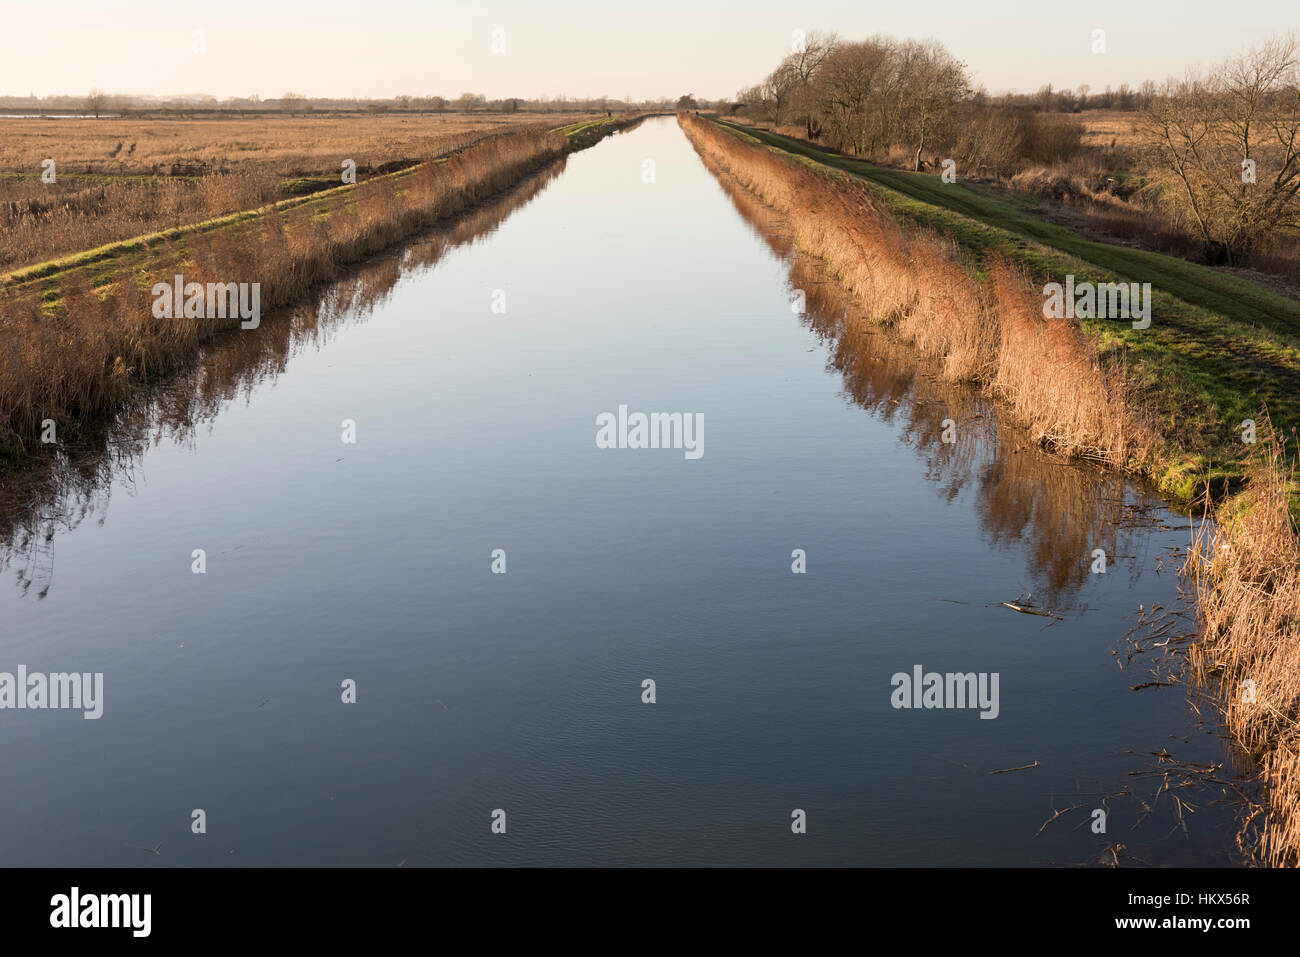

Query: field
(1075, 109), (1144, 152)
(0, 112), (599, 272)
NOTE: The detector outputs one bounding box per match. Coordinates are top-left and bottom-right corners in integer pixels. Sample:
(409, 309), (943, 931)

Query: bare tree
(951, 104), (1025, 178)
(759, 61), (801, 125)
(86, 88), (107, 118)
(280, 92), (307, 115)
(786, 30), (838, 137)
(1141, 35), (1300, 261)
(895, 40), (970, 170)
(809, 39), (899, 154)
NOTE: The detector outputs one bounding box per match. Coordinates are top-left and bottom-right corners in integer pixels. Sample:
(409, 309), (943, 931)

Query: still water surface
(0, 117), (1245, 866)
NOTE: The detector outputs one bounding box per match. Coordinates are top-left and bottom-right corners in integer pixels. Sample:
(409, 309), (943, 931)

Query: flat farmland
(0, 112), (597, 272)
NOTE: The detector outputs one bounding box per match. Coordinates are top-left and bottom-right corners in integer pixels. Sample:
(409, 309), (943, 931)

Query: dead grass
(0, 113), (593, 176)
(680, 112), (1156, 468)
(1187, 416), (1300, 866)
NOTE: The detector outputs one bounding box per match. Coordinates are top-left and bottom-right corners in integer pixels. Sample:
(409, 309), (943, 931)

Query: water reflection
(0, 159), (568, 598)
(709, 162), (1176, 610)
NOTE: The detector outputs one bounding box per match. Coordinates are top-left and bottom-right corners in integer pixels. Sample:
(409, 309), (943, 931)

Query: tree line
(737, 33), (1103, 174)
(0, 92), (672, 116)
(736, 32), (1300, 263)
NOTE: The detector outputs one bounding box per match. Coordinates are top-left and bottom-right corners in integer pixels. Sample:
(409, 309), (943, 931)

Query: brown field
(0, 112), (595, 272)
(1073, 109), (1145, 151)
(0, 112), (596, 175)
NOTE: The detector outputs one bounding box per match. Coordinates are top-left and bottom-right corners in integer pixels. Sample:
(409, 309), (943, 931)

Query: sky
(0, 0), (1295, 101)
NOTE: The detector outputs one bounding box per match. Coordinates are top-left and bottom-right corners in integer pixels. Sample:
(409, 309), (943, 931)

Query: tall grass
(0, 127), (567, 455)
(680, 112), (1155, 467)
(1187, 419), (1300, 866)
(0, 172), (280, 271)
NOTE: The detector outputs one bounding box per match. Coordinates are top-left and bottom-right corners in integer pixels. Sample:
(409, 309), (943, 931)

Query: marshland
(2, 14), (1299, 872)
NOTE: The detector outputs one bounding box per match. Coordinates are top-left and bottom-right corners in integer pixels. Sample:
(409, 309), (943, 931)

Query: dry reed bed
(679, 113), (1155, 468)
(0, 172), (281, 272)
(1187, 422), (1300, 867)
(0, 127), (568, 455)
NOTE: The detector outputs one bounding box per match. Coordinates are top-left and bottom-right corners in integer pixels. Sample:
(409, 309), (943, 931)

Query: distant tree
(280, 92), (307, 115)
(1140, 35), (1300, 262)
(676, 93), (699, 110)
(785, 30), (838, 137)
(809, 39), (899, 154)
(456, 92), (480, 113)
(86, 88), (107, 118)
(895, 40), (970, 170)
(758, 62), (800, 125)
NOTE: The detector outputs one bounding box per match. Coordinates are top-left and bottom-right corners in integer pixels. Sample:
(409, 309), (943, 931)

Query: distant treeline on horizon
(0, 93), (679, 115)
(1, 83), (1154, 117)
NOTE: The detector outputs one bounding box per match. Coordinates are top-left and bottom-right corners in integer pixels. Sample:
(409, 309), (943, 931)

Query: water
(0, 117), (1248, 866)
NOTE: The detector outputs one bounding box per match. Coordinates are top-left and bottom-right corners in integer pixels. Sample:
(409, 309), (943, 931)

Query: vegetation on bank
(0, 114), (646, 457)
(710, 118), (1300, 502)
(734, 34), (1300, 285)
(1188, 422), (1300, 867)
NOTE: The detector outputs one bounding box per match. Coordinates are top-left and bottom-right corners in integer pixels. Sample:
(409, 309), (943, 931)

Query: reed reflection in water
(709, 162), (1178, 612)
(0, 160), (568, 599)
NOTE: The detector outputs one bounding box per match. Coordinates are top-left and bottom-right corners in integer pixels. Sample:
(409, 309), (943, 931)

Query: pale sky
(0, 0), (1294, 101)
